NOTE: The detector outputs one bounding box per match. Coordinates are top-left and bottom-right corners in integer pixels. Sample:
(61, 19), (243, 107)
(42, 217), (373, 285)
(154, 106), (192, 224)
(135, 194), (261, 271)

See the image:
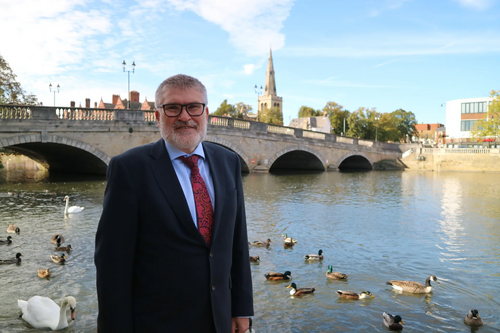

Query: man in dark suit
(95, 74), (254, 332)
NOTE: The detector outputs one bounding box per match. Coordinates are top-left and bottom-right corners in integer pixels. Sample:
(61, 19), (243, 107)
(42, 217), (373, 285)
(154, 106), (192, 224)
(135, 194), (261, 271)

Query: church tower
(258, 49), (283, 123)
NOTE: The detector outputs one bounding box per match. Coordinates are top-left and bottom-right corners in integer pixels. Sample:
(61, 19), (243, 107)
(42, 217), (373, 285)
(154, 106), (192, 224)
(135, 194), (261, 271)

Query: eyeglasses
(158, 103), (206, 117)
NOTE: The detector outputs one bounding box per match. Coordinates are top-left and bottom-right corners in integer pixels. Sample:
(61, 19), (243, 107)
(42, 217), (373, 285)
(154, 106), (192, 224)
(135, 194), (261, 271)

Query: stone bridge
(0, 105), (403, 175)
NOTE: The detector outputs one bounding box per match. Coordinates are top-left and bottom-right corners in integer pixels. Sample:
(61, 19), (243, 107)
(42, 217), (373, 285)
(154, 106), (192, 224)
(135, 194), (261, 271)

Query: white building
(445, 97), (493, 146)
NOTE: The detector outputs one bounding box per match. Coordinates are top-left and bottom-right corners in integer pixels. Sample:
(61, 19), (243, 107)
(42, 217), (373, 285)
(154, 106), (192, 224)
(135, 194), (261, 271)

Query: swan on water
(63, 196), (84, 215)
(18, 295), (76, 330)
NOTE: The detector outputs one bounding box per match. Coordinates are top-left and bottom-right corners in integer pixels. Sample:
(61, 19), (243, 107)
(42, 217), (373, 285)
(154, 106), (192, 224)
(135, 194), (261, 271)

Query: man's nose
(177, 106), (192, 121)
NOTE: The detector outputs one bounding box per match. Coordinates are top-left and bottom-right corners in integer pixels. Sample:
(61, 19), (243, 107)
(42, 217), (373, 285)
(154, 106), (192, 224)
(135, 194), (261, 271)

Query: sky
(1, 0), (499, 126)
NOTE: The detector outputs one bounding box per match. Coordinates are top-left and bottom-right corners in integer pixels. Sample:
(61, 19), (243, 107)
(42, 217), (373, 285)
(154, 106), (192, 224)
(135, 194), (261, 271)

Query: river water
(0, 169), (499, 332)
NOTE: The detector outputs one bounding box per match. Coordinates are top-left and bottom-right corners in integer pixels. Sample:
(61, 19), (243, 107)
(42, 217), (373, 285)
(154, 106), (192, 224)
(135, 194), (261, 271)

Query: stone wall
(402, 149), (500, 172)
(0, 153), (45, 171)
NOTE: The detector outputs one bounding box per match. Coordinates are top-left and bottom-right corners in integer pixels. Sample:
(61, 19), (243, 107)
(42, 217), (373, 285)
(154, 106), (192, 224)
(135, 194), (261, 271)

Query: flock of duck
(249, 234), (484, 330)
(0, 195), (83, 331)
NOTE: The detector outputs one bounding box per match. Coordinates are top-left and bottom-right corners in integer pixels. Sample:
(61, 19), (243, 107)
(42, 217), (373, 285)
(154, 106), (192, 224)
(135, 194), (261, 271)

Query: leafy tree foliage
(298, 106), (321, 117)
(387, 108), (418, 142)
(261, 107), (283, 125)
(0, 54), (37, 105)
(470, 90), (500, 139)
(212, 99), (237, 117)
(322, 101), (350, 135)
(346, 107), (378, 139)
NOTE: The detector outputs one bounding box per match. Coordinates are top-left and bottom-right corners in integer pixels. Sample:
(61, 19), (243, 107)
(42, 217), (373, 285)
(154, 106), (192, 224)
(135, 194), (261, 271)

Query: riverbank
(0, 152), (45, 171)
(401, 148), (500, 173)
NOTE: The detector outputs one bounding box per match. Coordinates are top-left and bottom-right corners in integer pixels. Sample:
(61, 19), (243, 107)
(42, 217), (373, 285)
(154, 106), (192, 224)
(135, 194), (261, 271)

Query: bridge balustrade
(1, 105), (31, 119)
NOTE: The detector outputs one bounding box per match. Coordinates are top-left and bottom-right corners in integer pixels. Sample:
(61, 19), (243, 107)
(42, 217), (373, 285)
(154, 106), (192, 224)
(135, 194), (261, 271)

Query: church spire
(264, 49), (277, 97)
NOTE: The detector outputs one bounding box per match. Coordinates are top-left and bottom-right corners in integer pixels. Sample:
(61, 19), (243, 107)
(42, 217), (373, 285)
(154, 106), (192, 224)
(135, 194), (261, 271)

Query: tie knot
(179, 155), (200, 171)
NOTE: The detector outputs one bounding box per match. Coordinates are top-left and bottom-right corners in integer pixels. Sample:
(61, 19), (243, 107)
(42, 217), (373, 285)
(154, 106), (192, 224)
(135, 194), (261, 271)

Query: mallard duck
(282, 233), (297, 246)
(0, 236), (12, 244)
(38, 268), (51, 278)
(265, 271), (292, 281)
(304, 249), (323, 260)
(326, 265), (348, 280)
(253, 239), (272, 247)
(55, 244), (72, 252)
(336, 290), (374, 299)
(7, 224), (20, 233)
(18, 295), (76, 330)
(464, 309), (483, 327)
(249, 256), (260, 262)
(50, 234), (65, 245)
(287, 283), (315, 296)
(51, 254), (66, 264)
(383, 312), (405, 330)
(0, 252), (22, 264)
(386, 275), (438, 293)
(63, 195), (84, 215)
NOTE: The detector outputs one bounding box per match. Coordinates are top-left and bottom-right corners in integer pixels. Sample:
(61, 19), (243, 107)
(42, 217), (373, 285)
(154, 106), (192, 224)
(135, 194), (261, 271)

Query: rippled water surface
(0, 169), (499, 332)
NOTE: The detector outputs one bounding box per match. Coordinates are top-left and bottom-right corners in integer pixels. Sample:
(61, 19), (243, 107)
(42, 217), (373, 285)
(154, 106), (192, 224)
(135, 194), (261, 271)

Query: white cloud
(369, 0), (412, 17)
(243, 64), (256, 75)
(455, 0), (495, 10)
(165, 0), (296, 56)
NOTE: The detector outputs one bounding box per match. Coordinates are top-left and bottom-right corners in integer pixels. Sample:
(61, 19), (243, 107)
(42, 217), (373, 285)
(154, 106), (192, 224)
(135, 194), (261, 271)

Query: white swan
(18, 295), (76, 330)
(63, 196), (84, 215)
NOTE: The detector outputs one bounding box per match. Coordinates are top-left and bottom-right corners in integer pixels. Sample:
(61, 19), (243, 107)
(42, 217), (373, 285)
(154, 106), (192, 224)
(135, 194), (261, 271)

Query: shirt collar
(163, 140), (205, 161)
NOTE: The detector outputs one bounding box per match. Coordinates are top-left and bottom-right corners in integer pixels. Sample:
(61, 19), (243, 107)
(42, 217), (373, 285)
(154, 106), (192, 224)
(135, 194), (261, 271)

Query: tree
(322, 101), (350, 135)
(234, 102), (252, 119)
(212, 99), (237, 117)
(260, 107), (283, 125)
(470, 90), (500, 140)
(386, 109), (418, 142)
(346, 107), (378, 139)
(298, 106), (321, 118)
(0, 54), (37, 105)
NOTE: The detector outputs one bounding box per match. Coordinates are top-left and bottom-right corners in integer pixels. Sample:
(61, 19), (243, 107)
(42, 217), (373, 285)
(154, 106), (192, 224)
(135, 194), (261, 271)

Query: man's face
(155, 87), (209, 154)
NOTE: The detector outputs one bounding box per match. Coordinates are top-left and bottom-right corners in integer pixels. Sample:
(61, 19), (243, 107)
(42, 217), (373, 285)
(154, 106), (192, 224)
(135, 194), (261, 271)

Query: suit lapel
(203, 143), (226, 246)
(149, 139), (205, 242)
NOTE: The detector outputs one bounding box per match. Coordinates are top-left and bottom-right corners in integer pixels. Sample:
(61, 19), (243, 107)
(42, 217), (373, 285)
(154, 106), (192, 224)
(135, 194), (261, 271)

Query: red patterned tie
(179, 155), (213, 245)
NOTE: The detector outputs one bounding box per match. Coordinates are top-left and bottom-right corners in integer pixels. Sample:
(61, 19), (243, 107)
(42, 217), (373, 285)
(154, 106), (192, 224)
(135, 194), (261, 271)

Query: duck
(286, 283), (315, 296)
(249, 256), (260, 262)
(7, 224), (20, 233)
(383, 312), (405, 330)
(336, 290), (374, 299)
(265, 271), (292, 281)
(0, 236), (13, 244)
(0, 252), (22, 264)
(55, 244), (72, 252)
(252, 239), (271, 247)
(38, 268), (51, 278)
(51, 254), (66, 264)
(304, 249), (323, 260)
(50, 234), (65, 245)
(326, 265), (348, 280)
(386, 275), (438, 293)
(282, 233), (297, 246)
(18, 295), (76, 330)
(464, 309), (483, 327)
(63, 196), (84, 215)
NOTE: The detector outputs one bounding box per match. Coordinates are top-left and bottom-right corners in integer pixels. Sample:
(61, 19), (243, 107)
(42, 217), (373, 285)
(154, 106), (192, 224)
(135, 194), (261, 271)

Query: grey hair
(155, 74), (207, 107)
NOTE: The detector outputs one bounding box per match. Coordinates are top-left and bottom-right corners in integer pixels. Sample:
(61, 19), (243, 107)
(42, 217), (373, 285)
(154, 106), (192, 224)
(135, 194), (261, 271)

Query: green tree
(261, 107), (283, 125)
(234, 102), (252, 119)
(470, 90), (500, 140)
(212, 99), (236, 117)
(0, 54), (37, 105)
(346, 107), (378, 139)
(298, 106), (321, 117)
(388, 108), (418, 142)
(322, 101), (350, 135)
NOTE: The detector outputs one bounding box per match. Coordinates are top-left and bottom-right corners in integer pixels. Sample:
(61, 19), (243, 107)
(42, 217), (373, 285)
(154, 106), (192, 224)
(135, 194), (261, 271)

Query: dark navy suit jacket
(95, 139), (253, 332)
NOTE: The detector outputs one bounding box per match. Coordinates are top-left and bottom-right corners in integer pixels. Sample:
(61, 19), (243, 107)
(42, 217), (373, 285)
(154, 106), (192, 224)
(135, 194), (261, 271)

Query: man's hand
(231, 317), (250, 333)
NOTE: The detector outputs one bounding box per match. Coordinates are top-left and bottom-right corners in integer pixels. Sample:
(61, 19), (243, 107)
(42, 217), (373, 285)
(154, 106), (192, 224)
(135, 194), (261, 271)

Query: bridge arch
(337, 152), (373, 170)
(0, 134), (110, 175)
(204, 135), (250, 173)
(268, 146), (325, 171)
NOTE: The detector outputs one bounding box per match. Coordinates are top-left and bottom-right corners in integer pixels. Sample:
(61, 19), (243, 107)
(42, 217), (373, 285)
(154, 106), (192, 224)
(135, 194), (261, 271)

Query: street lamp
(49, 83), (60, 107)
(122, 60), (136, 109)
(254, 85), (263, 121)
(375, 115), (380, 141)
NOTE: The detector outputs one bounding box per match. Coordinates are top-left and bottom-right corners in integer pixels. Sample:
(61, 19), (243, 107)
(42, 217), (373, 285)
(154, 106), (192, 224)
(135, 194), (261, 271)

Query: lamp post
(375, 115), (380, 141)
(49, 83), (60, 107)
(254, 84), (263, 121)
(122, 60), (136, 109)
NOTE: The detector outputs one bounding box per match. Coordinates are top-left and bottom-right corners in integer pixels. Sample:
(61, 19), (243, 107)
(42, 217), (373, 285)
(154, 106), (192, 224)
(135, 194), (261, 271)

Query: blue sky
(1, 0), (499, 126)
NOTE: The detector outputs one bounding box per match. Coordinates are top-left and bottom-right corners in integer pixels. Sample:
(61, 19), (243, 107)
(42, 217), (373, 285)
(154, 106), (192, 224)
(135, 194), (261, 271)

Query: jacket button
(209, 252), (213, 257)
(211, 285), (216, 291)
